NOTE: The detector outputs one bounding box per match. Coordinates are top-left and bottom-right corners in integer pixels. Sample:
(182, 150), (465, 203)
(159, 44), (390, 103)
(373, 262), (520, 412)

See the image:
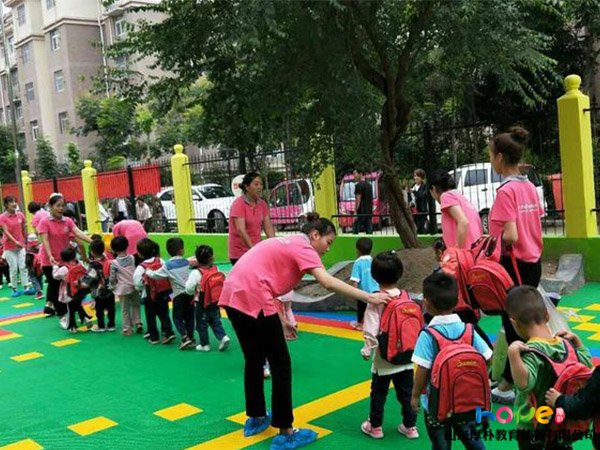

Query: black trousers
(356, 300), (367, 323)
(95, 293), (116, 329)
(144, 292), (174, 341)
(353, 215), (373, 234)
(0, 264), (9, 285)
(500, 257), (542, 383)
(173, 293), (195, 339)
(43, 266), (66, 316)
(67, 292), (88, 330)
(368, 369), (416, 428)
(225, 306), (293, 429)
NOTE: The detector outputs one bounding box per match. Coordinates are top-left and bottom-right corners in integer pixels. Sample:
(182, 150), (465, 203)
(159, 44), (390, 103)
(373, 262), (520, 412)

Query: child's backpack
(196, 266), (226, 307)
(65, 263), (88, 300)
(466, 236), (521, 315)
(427, 324), (491, 423)
(141, 257), (171, 300)
(376, 291), (424, 365)
(528, 339), (594, 442)
(439, 247), (478, 319)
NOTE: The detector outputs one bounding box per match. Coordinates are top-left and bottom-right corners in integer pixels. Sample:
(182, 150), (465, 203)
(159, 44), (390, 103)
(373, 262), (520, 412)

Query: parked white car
(158, 184), (235, 232)
(438, 162), (545, 233)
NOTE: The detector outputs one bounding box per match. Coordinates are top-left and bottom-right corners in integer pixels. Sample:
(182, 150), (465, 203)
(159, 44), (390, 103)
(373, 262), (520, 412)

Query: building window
(15, 104), (22, 120)
(46, 0), (55, 9)
(53, 70), (64, 92)
(21, 43), (31, 64)
(25, 82), (34, 102)
(114, 16), (127, 38)
(50, 29), (60, 51)
(7, 36), (14, 58)
(30, 120), (39, 140)
(16, 5), (26, 26)
(58, 112), (69, 134)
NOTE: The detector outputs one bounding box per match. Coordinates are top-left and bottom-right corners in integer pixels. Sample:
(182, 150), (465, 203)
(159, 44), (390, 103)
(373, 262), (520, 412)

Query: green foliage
(35, 136), (59, 179)
(0, 124), (24, 183)
(65, 141), (83, 175)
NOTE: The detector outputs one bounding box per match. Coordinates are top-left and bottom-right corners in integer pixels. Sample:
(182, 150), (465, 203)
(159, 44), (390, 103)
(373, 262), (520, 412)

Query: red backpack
(466, 236), (521, 315)
(141, 258), (171, 300)
(66, 263), (88, 299)
(428, 324), (491, 423)
(197, 266), (225, 307)
(376, 291), (424, 365)
(439, 247), (478, 318)
(528, 339), (594, 442)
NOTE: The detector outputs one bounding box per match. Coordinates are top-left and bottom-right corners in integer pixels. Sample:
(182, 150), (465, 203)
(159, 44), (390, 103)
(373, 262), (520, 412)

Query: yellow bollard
(557, 74), (597, 237)
(171, 144), (195, 234)
(21, 170), (34, 234)
(314, 164), (338, 228)
(81, 160), (101, 234)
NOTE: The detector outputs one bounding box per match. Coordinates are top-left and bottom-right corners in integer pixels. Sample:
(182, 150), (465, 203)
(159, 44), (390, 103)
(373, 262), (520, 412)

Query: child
(350, 237), (379, 330)
(185, 245), (230, 352)
(411, 271), (492, 450)
(134, 238), (175, 345)
(360, 251), (420, 440)
(145, 237), (195, 350)
(506, 286), (593, 450)
(53, 247), (91, 333)
(546, 367), (600, 450)
(25, 234), (44, 300)
(82, 240), (115, 333)
(109, 236), (143, 336)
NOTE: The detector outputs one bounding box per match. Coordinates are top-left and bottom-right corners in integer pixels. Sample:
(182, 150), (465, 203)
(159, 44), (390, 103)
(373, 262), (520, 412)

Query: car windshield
(340, 179), (377, 201)
(198, 185), (232, 199)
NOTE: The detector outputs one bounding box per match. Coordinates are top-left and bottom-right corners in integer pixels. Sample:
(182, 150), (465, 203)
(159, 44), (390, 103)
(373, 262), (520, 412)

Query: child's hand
(545, 388), (562, 407)
(508, 341), (528, 356)
(411, 395), (420, 413)
(555, 330), (583, 349)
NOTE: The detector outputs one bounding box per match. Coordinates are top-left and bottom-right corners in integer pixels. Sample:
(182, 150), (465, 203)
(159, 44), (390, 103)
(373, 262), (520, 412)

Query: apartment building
(0, 0), (159, 175)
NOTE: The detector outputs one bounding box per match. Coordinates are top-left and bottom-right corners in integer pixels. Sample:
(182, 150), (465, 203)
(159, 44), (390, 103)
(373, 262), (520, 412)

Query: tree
(0, 124), (25, 183)
(35, 136), (59, 179)
(65, 141), (83, 175)
(120, 0), (560, 247)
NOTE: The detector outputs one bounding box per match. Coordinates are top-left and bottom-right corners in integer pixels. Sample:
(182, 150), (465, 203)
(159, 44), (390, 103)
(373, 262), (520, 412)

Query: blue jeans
(195, 303), (226, 346)
(425, 413), (486, 450)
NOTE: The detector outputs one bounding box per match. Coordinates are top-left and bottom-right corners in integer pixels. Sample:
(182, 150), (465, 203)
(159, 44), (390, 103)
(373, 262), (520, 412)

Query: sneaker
(263, 365), (271, 379)
(10, 289), (21, 298)
(350, 321), (363, 331)
(143, 332), (151, 340)
(68, 328), (77, 334)
(162, 334), (176, 344)
(219, 335), (231, 351)
(243, 412), (271, 437)
(35, 291), (43, 300)
(196, 344), (210, 352)
(270, 428), (318, 450)
(179, 337), (192, 350)
(23, 287), (36, 295)
(122, 329), (133, 336)
(91, 325), (106, 333)
(59, 315), (69, 330)
(361, 421), (383, 439)
(136, 324), (144, 334)
(106, 327), (116, 332)
(491, 387), (516, 405)
(149, 339), (160, 345)
(84, 318), (93, 329)
(398, 424), (419, 439)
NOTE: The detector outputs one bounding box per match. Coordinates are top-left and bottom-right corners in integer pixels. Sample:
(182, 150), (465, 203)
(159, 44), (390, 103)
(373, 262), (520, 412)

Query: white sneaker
(263, 365), (271, 379)
(84, 318), (93, 329)
(219, 336), (231, 351)
(59, 315), (69, 330)
(196, 344), (210, 352)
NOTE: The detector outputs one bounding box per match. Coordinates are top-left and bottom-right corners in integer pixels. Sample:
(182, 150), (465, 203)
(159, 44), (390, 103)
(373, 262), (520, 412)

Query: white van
(445, 163), (545, 233)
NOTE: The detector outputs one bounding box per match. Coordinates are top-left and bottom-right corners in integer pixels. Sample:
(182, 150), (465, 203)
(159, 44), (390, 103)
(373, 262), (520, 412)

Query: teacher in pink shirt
(228, 172), (275, 265)
(220, 212), (389, 449)
(488, 126), (544, 406)
(112, 219), (148, 257)
(427, 169), (482, 249)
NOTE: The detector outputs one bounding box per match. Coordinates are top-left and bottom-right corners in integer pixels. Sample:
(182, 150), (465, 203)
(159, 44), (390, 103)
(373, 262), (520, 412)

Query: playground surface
(0, 281), (599, 450)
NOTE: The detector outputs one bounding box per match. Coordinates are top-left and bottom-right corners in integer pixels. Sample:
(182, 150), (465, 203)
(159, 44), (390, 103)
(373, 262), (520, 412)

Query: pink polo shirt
(1, 211), (26, 251)
(489, 178), (544, 262)
(228, 196), (269, 260)
(220, 234), (324, 318)
(31, 209), (49, 230)
(112, 220), (148, 255)
(37, 215), (76, 266)
(440, 190), (482, 249)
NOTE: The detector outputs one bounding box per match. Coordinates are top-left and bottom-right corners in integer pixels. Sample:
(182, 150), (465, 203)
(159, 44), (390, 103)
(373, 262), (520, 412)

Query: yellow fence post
(171, 144), (195, 234)
(314, 164), (338, 228)
(21, 170), (34, 234)
(81, 160), (101, 235)
(557, 74), (597, 237)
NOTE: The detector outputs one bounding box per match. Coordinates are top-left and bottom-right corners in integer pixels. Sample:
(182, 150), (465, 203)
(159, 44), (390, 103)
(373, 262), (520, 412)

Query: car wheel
(209, 211), (227, 233)
(480, 211), (490, 234)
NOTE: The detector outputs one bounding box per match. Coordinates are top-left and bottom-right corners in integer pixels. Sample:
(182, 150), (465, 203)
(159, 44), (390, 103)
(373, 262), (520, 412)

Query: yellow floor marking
(10, 352), (43, 362)
(558, 306), (580, 312)
(0, 438), (43, 449)
(154, 403), (203, 421)
(566, 314), (595, 323)
(297, 322), (363, 342)
(0, 296), (10, 301)
(51, 338), (80, 348)
(67, 416), (117, 436)
(584, 304), (600, 312)
(0, 313), (45, 327)
(588, 332), (600, 341)
(12, 303), (34, 309)
(187, 380), (370, 449)
(0, 333), (21, 342)
(574, 322), (600, 333)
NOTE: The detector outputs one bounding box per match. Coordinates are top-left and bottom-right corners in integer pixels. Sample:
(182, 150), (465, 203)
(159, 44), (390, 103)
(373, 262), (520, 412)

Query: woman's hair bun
(508, 126), (529, 144)
(305, 212), (320, 222)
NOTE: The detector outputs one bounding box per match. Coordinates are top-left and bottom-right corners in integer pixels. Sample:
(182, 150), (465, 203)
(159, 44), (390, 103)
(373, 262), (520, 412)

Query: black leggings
(43, 266), (66, 316)
(500, 257), (542, 383)
(225, 307), (293, 429)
